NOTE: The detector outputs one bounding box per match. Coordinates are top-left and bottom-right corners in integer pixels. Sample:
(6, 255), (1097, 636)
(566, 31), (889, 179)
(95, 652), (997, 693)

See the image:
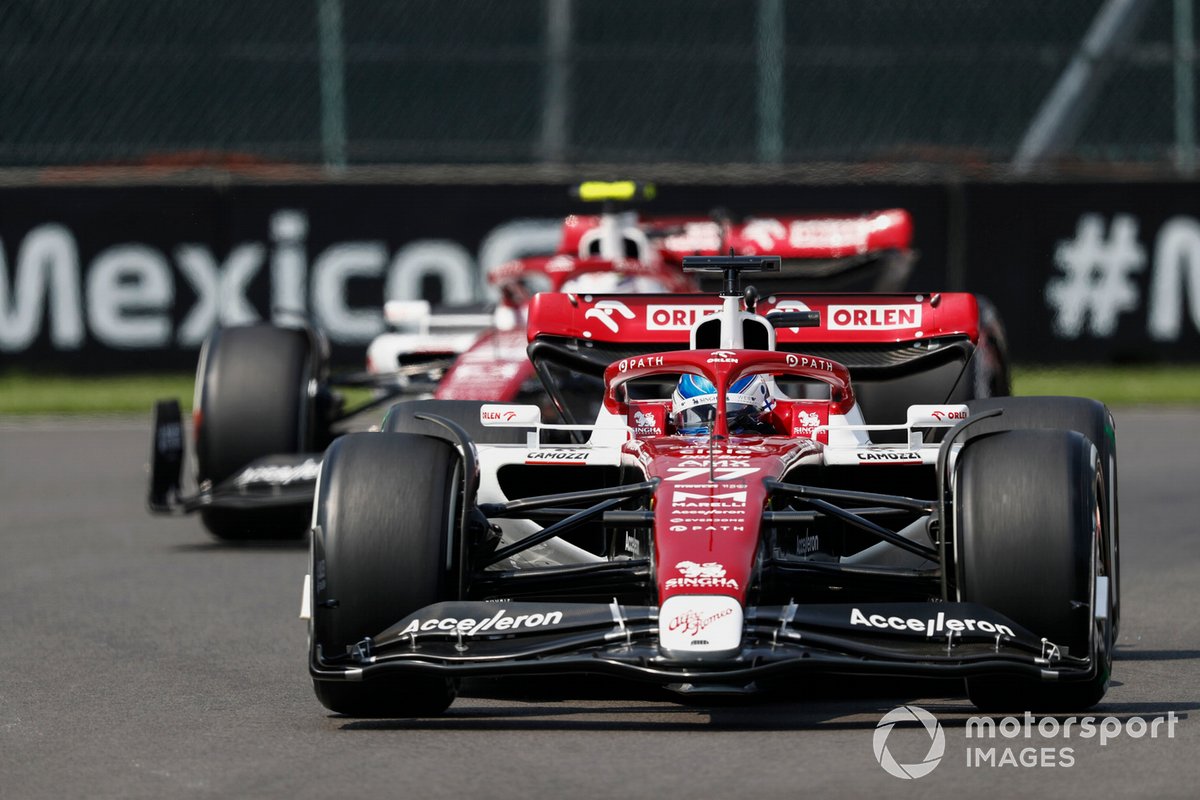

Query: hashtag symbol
(1046, 214), (1146, 338)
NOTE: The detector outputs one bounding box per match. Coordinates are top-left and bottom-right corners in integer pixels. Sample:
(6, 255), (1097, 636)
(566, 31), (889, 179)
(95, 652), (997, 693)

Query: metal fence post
(756, 0), (785, 163)
(317, 0), (348, 170)
(1176, 0), (1195, 174)
(540, 0), (572, 163)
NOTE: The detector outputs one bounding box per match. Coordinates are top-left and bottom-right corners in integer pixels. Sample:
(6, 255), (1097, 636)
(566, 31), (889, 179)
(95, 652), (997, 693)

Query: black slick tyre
(310, 432), (460, 717)
(955, 429), (1113, 712)
(194, 324), (317, 540)
(966, 396), (1120, 637)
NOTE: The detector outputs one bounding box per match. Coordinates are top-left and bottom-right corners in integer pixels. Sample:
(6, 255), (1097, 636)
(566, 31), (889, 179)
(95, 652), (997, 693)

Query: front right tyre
(310, 432), (462, 716)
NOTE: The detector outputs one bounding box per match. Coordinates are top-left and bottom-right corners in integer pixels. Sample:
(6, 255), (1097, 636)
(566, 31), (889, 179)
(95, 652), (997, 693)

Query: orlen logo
(647, 304), (720, 331)
(929, 409), (966, 421)
(706, 350), (739, 364)
(828, 304), (922, 330)
(584, 300), (636, 332)
(481, 410), (517, 421)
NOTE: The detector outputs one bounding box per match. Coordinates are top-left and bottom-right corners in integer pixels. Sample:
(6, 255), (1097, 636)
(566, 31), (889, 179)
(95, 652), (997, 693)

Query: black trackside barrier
(6, 180), (1199, 370)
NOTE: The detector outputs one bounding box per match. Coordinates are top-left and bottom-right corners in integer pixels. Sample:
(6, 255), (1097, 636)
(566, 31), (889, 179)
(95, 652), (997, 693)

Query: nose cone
(659, 595), (743, 660)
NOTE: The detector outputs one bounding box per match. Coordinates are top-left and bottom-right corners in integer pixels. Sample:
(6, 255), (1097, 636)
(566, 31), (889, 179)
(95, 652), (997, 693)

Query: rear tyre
(956, 430), (1113, 712)
(310, 433), (460, 716)
(382, 399), (529, 444)
(195, 324), (320, 540)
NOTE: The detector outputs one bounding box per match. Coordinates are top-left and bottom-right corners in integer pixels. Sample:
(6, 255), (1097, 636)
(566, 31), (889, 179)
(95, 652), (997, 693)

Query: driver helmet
(671, 373), (776, 435)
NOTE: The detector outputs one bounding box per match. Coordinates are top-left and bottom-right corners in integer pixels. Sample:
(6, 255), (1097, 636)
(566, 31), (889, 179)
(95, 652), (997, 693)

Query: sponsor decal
(661, 221), (723, 253)
(792, 409), (824, 439)
(795, 534), (820, 556)
(850, 607), (1015, 638)
(617, 355), (665, 373)
(665, 561), (740, 590)
(624, 533), (641, 556)
(398, 608), (564, 637)
(667, 607), (735, 637)
(480, 403), (541, 425)
(584, 299), (636, 333)
(629, 402), (666, 436)
(905, 404), (970, 427)
(543, 254), (576, 273)
(525, 450), (589, 465)
(857, 450), (923, 463)
(665, 466), (759, 481)
(827, 304), (922, 330)
(742, 217), (874, 252)
(646, 304), (721, 331)
(785, 355), (836, 372)
(706, 349), (739, 364)
(671, 490), (748, 508)
(676, 458), (750, 468)
(235, 458), (321, 486)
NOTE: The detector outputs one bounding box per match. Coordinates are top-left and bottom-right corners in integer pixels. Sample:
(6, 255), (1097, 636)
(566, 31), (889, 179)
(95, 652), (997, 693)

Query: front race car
(303, 256), (1118, 716)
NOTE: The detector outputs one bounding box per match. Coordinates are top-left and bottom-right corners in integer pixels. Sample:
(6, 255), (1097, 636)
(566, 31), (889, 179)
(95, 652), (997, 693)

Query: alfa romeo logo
(873, 705), (945, 779)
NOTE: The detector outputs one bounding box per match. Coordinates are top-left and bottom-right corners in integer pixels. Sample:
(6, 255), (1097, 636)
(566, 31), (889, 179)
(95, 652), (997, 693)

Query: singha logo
(796, 411), (821, 428)
(666, 560), (738, 590)
(675, 561), (727, 579)
(634, 410), (654, 428)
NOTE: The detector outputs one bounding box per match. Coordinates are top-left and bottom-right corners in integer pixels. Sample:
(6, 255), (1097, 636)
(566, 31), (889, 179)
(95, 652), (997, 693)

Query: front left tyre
(955, 429), (1114, 711)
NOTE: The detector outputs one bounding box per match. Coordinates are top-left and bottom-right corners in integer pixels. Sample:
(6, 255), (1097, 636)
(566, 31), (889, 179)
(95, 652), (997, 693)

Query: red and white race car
(303, 255), (1117, 717)
(363, 181), (1003, 408)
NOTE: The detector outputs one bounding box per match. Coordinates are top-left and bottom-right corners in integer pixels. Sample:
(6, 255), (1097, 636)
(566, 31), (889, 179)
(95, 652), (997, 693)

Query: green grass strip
(0, 371), (195, 415)
(1012, 365), (1200, 407)
(1, 365), (1198, 415)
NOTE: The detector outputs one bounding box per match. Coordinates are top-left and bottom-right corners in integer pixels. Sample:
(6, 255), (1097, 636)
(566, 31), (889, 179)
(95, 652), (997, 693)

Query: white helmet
(671, 373), (776, 435)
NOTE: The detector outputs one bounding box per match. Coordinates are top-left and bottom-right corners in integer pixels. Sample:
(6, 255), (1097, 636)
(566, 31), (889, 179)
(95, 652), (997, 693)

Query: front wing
(310, 600), (1096, 686)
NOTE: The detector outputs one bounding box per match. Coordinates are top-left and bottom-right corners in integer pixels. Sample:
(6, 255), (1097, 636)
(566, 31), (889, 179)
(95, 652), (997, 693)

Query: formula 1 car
(302, 256), (1117, 716)
(145, 184), (695, 540)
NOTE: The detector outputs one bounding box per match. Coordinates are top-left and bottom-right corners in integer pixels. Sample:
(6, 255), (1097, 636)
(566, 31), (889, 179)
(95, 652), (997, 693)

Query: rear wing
(558, 209), (912, 261)
(526, 292), (979, 347)
(526, 292), (982, 430)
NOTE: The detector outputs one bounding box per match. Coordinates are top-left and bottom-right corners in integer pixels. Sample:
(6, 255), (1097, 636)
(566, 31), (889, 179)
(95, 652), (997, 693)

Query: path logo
(873, 705), (945, 780)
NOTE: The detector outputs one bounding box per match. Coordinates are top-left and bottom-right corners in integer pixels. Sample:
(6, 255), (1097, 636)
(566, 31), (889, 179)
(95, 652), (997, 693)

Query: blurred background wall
(2, 0), (1198, 368)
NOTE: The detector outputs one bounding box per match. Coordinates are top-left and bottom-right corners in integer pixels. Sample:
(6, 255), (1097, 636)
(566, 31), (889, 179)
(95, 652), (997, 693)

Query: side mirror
(766, 311), (821, 328)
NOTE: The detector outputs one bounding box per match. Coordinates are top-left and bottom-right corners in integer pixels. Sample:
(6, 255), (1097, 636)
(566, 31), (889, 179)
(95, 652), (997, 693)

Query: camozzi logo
(873, 706), (946, 779)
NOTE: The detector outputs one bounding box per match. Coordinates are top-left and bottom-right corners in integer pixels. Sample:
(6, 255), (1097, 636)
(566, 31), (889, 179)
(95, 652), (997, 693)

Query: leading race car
(302, 256), (1118, 716)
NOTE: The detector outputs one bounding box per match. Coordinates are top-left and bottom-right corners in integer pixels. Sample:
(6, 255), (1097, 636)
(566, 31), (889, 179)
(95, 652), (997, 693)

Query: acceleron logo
(873, 706), (946, 779)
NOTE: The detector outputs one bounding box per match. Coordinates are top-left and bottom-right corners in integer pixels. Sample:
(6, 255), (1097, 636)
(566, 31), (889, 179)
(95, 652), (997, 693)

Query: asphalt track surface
(2, 410), (1198, 799)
